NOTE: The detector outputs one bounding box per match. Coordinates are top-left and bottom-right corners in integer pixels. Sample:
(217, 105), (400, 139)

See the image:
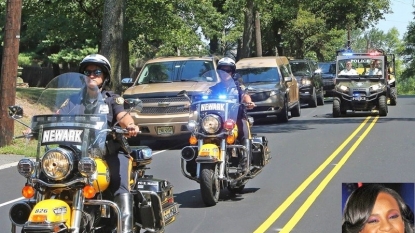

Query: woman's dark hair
(342, 184), (414, 233)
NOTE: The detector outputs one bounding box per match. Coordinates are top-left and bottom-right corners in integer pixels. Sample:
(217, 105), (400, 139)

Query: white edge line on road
(0, 162), (18, 171)
(0, 197), (25, 208)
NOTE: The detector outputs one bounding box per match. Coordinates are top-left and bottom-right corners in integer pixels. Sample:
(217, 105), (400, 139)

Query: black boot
(114, 193), (134, 233)
(239, 138), (251, 173)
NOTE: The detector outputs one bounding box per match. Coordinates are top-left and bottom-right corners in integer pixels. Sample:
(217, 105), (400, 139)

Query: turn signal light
(31, 214), (47, 222)
(226, 135), (236, 144)
(83, 185), (96, 199)
(189, 135), (197, 145)
(223, 119), (235, 130)
(22, 185), (35, 198)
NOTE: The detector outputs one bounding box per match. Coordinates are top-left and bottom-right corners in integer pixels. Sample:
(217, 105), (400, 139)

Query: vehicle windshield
(319, 63), (336, 74)
(29, 72), (109, 159)
(289, 62), (311, 76)
(186, 69), (240, 123)
(237, 67), (280, 84)
(337, 58), (384, 77)
(136, 60), (218, 84)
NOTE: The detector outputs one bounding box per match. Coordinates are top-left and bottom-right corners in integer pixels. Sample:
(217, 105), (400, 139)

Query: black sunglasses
(84, 69), (103, 76)
(220, 68), (232, 73)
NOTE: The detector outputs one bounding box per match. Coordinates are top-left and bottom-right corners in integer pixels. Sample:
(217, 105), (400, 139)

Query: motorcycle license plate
(163, 204), (179, 221)
(156, 126), (173, 135)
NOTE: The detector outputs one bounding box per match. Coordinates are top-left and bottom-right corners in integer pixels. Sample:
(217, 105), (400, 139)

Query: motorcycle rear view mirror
(124, 98), (143, 113)
(8, 105), (23, 119)
(177, 90), (191, 102)
(8, 105), (32, 129)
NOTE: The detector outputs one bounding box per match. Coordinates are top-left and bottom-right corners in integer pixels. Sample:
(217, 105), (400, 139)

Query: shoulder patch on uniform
(115, 97), (124, 105)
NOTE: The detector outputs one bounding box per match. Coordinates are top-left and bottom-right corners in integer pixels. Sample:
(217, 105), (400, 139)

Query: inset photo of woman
(342, 183), (415, 233)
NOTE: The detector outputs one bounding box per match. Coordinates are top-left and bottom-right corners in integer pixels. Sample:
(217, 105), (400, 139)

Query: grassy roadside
(0, 87), (44, 157)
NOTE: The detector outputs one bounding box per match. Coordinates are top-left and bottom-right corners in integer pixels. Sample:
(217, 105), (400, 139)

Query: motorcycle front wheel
(200, 163), (220, 206)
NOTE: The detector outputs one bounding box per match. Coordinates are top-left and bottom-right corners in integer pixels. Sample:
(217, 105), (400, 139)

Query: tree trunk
(255, 10), (262, 57)
(240, 0), (255, 59)
(101, 0), (126, 94)
(0, 0), (22, 147)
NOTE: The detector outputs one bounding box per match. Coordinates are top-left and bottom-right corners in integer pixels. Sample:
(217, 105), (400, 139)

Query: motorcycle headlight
(17, 158), (34, 178)
(78, 157), (97, 177)
(187, 120), (197, 132)
(201, 114), (221, 134)
(41, 148), (74, 180)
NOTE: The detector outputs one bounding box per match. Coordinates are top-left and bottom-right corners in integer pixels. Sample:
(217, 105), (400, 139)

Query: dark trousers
(237, 118), (250, 142)
(106, 152), (131, 196)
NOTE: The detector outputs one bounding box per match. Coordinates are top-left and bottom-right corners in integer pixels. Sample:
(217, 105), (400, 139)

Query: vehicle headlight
(78, 157), (97, 177)
(339, 85), (349, 92)
(201, 114), (221, 134)
(41, 148), (74, 180)
(370, 84), (383, 92)
(301, 79), (311, 85)
(187, 120), (197, 132)
(17, 158), (34, 178)
(270, 90), (277, 96)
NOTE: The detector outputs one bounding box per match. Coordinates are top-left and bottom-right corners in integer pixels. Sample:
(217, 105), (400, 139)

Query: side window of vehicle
(280, 64), (290, 79)
(329, 64), (336, 74)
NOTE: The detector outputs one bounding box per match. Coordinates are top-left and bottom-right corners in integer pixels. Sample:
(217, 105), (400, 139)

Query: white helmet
(79, 54), (112, 86)
(217, 57), (236, 73)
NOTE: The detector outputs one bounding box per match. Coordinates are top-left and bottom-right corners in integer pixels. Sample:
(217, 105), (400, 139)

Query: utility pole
(0, 0), (22, 147)
(255, 10), (262, 57)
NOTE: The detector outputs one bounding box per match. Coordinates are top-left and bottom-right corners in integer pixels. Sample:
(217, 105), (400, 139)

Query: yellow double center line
(254, 116), (379, 233)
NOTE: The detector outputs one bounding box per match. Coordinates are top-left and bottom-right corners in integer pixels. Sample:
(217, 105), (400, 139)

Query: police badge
(115, 97), (124, 105)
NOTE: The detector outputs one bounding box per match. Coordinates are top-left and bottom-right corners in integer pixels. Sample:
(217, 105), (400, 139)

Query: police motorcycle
(8, 73), (178, 233)
(178, 70), (271, 207)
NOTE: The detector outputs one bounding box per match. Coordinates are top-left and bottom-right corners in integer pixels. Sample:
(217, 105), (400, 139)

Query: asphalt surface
(0, 154), (25, 170)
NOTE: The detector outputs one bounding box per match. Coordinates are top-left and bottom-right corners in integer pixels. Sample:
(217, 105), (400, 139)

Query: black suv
(289, 59), (324, 107)
(318, 61), (336, 97)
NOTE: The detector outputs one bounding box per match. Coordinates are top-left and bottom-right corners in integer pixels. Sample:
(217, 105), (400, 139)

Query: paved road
(1, 96), (415, 232)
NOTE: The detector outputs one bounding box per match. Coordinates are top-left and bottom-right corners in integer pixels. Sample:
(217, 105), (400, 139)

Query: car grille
(140, 96), (189, 114)
(250, 91), (271, 102)
(141, 96), (189, 103)
(141, 105), (188, 114)
(323, 79), (334, 86)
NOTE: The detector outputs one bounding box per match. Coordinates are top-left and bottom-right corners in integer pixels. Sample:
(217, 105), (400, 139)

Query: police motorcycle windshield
(192, 70), (240, 130)
(32, 72), (108, 159)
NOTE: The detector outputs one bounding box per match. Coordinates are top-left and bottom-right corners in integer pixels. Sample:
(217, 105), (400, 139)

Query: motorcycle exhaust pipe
(9, 201), (32, 226)
(181, 146), (196, 161)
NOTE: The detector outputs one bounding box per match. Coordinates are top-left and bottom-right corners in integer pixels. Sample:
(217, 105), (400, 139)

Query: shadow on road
(252, 111), (415, 134)
(174, 187), (260, 208)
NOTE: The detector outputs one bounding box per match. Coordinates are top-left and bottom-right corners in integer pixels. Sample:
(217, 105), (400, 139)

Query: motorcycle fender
(92, 158), (110, 192)
(197, 144), (221, 161)
(28, 199), (71, 226)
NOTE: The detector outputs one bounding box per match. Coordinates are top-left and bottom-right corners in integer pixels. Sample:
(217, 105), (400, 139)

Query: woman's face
(360, 192), (405, 233)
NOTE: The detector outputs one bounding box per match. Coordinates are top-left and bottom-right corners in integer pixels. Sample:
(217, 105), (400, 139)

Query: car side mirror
(121, 78), (134, 87)
(284, 76), (293, 82)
